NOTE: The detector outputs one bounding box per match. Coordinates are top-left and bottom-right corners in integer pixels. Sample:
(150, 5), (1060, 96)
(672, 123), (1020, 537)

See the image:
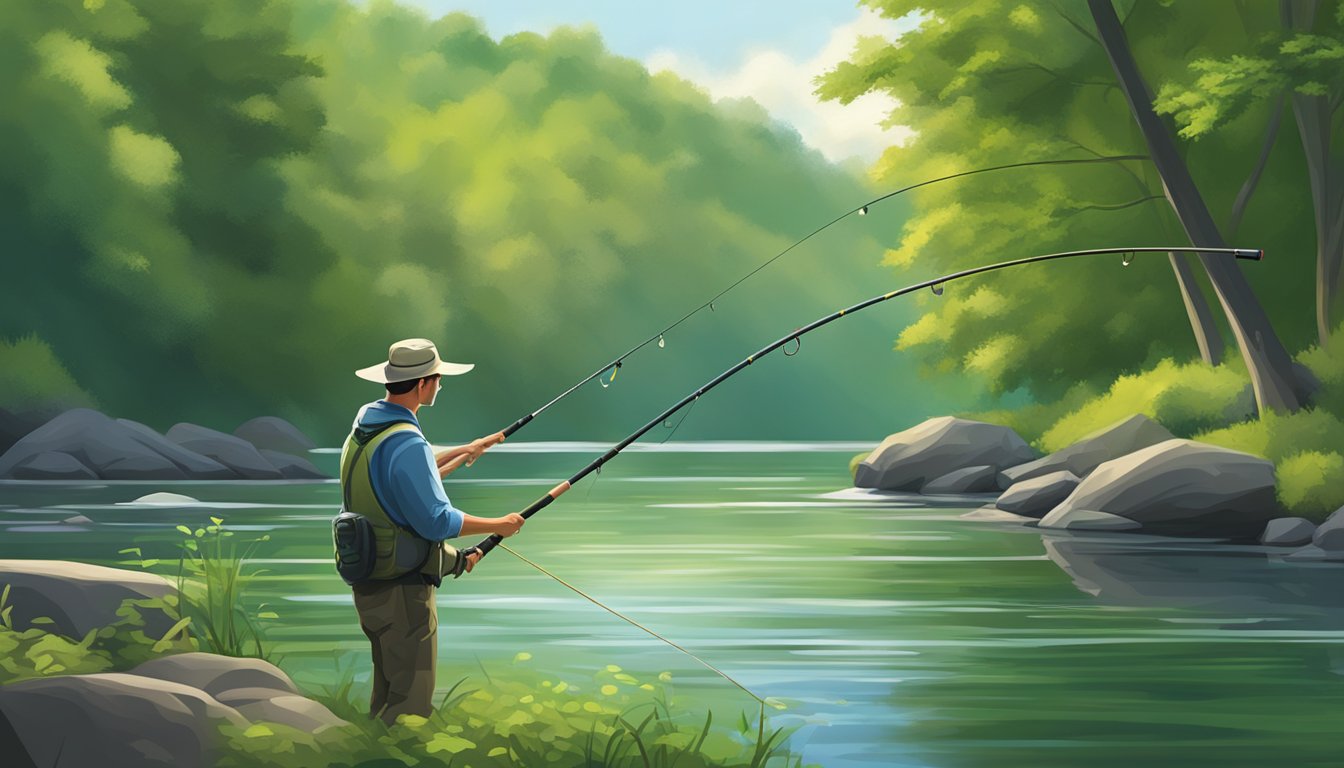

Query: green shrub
(0, 334), (96, 413)
(1040, 358), (1249, 452)
(1195, 410), (1344, 518)
(1194, 409), (1344, 461)
(1296, 322), (1344, 417)
(1275, 451), (1344, 521)
(962, 381), (1100, 450)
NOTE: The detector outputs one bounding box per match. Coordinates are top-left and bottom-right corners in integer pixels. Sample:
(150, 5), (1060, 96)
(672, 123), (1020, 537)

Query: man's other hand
(494, 513), (525, 537)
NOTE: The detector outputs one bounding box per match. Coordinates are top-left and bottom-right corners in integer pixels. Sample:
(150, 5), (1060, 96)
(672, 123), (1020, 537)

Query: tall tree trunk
(1088, 0), (1305, 414)
(1169, 252), (1224, 364)
(1282, 0), (1344, 347)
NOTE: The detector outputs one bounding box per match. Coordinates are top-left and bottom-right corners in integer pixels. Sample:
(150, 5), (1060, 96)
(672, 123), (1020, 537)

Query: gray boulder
(10, 451), (97, 480)
(960, 505), (1038, 524)
(233, 416), (317, 457)
(129, 653), (299, 697)
(996, 471), (1081, 517)
(0, 673), (248, 768)
(1038, 439), (1277, 538)
(920, 465), (997, 494)
(116, 419), (236, 479)
(100, 453), (188, 480)
(855, 417), (1036, 491)
(1261, 517), (1317, 547)
(997, 414), (1174, 489)
(166, 423), (283, 480)
(0, 410), (237, 481)
(1313, 506), (1344, 550)
(1038, 508), (1142, 531)
(258, 448), (328, 479)
(0, 560), (178, 639)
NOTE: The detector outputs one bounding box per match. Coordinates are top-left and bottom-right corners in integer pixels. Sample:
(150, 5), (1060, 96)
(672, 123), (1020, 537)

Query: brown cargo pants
(352, 575), (437, 725)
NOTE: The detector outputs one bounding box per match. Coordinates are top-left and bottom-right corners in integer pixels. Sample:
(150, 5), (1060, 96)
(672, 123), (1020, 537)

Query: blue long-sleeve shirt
(351, 400), (465, 540)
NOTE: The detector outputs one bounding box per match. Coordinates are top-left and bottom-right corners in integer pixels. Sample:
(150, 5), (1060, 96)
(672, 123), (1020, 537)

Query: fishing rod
(490, 155), (1150, 441)
(469, 245), (1262, 557)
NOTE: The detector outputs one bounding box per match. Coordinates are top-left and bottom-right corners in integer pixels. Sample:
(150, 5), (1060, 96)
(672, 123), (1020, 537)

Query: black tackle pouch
(333, 509), (376, 585)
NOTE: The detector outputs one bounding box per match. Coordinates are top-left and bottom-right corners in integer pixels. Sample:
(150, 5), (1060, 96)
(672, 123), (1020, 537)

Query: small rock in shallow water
(1313, 506), (1344, 550)
(1260, 517), (1316, 547)
(127, 492), (200, 505)
(61, 515), (93, 525)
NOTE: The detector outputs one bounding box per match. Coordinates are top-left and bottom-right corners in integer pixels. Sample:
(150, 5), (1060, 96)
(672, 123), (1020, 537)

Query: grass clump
(219, 661), (811, 768)
(120, 517), (276, 660)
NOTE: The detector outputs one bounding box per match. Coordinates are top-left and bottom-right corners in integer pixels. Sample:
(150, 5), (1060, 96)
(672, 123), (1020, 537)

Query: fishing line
(496, 542), (769, 706)
(500, 155), (1150, 437)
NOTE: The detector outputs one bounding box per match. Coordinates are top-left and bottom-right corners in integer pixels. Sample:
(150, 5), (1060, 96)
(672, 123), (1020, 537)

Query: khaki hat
(355, 338), (475, 384)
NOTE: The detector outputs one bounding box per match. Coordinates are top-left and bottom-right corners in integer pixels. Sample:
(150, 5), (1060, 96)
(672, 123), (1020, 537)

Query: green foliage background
(1, 0), (970, 445)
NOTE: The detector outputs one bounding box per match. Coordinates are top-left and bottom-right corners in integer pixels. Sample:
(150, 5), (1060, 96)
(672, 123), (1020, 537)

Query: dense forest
(1, 0), (956, 445)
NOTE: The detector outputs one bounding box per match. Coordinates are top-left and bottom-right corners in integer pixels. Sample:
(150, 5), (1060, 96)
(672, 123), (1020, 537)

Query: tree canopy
(1, 0), (966, 442)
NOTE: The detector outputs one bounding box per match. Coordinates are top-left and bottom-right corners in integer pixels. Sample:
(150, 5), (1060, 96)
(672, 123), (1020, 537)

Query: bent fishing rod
(488, 155), (1149, 441)
(469, 245), (1262, 557)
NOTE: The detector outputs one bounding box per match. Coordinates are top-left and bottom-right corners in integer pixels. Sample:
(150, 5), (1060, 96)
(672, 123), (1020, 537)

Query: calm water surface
(1, 442), (1341, 767)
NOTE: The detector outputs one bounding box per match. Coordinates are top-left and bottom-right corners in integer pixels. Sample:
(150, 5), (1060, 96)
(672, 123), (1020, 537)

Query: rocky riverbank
(0, 409), (326, 480)
(0, 561), (346, 768)
(852, 414), (1344, 556)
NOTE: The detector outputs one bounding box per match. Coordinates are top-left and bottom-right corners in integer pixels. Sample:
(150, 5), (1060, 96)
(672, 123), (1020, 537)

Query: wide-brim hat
(355, 338), (475, 384)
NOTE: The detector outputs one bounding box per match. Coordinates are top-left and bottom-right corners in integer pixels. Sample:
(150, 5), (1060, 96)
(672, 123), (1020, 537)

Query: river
(1, 442), (1341, 767)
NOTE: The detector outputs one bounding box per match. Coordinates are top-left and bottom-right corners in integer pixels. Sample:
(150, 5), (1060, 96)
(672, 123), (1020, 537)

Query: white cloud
(645, 8), (920, 164)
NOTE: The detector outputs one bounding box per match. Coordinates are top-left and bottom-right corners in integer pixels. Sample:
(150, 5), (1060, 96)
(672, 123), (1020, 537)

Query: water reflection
(1041, 533), (1344, 629)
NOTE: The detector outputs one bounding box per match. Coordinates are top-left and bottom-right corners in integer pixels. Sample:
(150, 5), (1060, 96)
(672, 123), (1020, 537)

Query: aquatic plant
(170, 518), (275, 659)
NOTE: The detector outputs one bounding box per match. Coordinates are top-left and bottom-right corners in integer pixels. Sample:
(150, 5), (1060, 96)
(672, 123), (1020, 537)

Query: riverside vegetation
(1, 521), (811, 768)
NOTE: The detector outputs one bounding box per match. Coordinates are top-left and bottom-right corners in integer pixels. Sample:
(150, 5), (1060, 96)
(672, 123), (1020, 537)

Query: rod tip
(1233, 248), (1264, 261)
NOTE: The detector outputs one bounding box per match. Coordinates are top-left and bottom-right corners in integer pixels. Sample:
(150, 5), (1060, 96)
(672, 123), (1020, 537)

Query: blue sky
(394, 1), (920, 163)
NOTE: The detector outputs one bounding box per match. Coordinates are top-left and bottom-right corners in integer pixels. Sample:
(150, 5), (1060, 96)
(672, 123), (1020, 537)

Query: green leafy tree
(818, 0), (1318, 410)
(1156, 0), (1344, 348)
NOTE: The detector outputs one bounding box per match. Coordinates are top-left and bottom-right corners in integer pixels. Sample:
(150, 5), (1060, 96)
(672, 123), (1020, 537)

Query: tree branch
(990, 64), (1115, 89)
(1065, 194), (1164, 214)
(1227, 92), (1287, 236)
(1051, 2), (1104, 48)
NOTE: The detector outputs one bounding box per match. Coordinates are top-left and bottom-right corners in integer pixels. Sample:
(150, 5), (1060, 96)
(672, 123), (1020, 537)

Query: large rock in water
(9, 451), (98, 480)
(997, 414), (1174, 490)
(0, 410), (235, 480)
(854, 417), (1036, 491)
(116, 419), (236, 479)
(165, 423), (284, 480)
(258, 448), (326, 479)
(996, 471), (1081, 517)
(0, 560), (178, 638)
(233, 416), (317, 457)
(0, 654), (347, 768)
(920, 465), (997, 494)
(1038, 439), (1277, 538)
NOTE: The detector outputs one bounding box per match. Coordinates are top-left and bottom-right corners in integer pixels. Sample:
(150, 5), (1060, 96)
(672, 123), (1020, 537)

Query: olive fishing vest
(336, 422), (437, 581)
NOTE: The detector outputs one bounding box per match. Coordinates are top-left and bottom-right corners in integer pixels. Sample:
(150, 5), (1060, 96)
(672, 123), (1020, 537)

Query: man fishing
(341, 338), (525, 724)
